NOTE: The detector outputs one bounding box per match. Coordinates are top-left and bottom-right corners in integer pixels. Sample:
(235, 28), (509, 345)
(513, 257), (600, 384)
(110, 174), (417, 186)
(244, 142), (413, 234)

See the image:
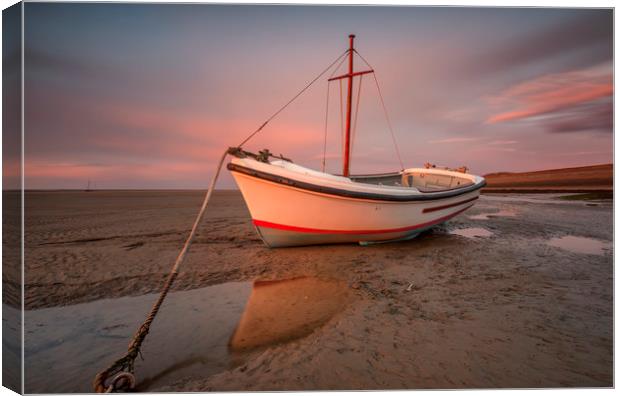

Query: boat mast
(343, 34), (355, 177)
(328, 35), (373, 177)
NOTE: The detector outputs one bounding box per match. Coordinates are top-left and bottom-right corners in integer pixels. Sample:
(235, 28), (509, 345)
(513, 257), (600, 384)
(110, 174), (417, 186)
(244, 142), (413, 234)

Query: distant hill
(483, 164), (613, 192)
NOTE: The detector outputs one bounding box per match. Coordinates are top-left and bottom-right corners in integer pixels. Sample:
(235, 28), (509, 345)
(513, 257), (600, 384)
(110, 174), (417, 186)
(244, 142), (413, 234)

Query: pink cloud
(486, 63), (612, 124)
(95, 101), (324, 154)
(428, 137), (478, 144)
(488, 140), (518, 145)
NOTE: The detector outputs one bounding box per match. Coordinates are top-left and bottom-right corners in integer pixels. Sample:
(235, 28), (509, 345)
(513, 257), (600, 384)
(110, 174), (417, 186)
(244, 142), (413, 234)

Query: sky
(13, 4), (614, 189)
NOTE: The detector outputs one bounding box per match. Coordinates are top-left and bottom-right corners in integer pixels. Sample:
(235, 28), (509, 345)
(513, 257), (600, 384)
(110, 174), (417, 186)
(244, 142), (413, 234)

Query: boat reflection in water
(229, 277), (352, 351)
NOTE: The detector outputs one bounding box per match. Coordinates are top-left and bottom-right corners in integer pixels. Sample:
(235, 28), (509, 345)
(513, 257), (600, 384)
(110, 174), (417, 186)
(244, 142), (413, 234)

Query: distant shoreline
(10, 188), (613, 197)
(8, 163), (614, 193)
(483, 163), (612, 193)
(482, 187), (613, 194)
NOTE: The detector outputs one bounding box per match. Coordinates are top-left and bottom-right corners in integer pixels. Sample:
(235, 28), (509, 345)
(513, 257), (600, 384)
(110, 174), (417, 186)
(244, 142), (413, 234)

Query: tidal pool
(24, 277), (351, 393)
(547, 236), (612, 256)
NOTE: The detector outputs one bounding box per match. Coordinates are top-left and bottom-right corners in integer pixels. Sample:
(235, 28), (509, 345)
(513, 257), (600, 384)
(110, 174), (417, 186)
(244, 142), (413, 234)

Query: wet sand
(21, 190), (612, 391)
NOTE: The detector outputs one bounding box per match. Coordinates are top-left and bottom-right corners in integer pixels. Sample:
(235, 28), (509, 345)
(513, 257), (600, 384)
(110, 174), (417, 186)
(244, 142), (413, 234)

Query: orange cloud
(486, 63), (612, 124)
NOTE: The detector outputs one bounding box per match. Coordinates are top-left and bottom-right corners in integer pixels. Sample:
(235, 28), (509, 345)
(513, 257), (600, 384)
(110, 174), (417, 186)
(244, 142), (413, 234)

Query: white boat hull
(229, 157), (484, 247)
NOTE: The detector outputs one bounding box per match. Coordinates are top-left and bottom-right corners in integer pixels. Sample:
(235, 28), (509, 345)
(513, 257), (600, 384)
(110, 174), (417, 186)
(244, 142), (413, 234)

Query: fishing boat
(93, 36), (485, 393)
(227, 35), (486, 247)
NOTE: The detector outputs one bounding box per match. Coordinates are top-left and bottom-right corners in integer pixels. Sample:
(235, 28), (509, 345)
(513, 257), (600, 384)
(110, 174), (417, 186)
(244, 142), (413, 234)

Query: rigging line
(353, 49), (405, 171)
(322, 81), (331, 172)
(350, 74), (363, 168)
(326, 53), (348, 172)
(329, 51), (349, 79)
(352, 48), (373, 70)
(237, 49), (348, 148)
(322, 49), (347, 172)
(339, 78), (344, 158)
(372, 72), (405, 171)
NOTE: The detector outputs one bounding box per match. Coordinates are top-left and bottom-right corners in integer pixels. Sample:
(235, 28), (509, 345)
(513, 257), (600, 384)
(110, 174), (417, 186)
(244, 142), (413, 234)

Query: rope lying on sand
(92, 149), (229, 393)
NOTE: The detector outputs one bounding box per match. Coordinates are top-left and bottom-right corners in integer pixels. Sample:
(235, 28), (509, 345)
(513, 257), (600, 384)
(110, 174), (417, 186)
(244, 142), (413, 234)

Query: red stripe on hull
(253, 204), (474, 235)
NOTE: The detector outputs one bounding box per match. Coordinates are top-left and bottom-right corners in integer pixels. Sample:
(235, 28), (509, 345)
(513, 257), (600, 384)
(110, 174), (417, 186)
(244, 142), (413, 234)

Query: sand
(20, 190), (613, 391)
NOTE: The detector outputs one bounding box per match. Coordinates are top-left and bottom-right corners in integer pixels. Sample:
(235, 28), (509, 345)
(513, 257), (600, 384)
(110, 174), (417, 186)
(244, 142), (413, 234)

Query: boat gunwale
(227, 162), (486, 202)
(349, 172), (402, 179)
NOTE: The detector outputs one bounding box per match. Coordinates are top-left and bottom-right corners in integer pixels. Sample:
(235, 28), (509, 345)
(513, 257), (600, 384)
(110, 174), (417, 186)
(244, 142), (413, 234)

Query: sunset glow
(16, 5), (612, 189)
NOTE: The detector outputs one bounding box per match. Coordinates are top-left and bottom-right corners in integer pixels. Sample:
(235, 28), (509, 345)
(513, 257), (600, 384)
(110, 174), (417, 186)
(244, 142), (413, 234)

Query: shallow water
(24, 277), (350, 393)
(449, 227), (493, 238)
(25, 281), (251, 393)
(547, 236), (612, 256)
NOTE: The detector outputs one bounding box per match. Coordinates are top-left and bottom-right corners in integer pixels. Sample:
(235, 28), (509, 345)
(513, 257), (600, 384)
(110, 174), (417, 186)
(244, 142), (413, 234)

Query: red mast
(328, 35), (374, 177)
(343, 34), (355, 177)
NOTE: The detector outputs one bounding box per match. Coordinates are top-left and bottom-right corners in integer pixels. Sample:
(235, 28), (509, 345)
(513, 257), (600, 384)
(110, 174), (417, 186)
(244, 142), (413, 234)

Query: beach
(21, 190), (613, 392)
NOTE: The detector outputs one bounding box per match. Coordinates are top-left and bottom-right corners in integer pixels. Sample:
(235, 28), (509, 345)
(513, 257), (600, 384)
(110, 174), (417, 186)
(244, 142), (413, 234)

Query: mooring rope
(93, 48), (348, 393)
(237, 50), (348, 148)
(93, 149), (229, 393)
(92, 44), (400, 393)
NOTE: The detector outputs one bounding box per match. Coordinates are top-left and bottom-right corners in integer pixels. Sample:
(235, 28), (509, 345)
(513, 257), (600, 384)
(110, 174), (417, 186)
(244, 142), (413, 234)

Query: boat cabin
(351, 170), (474, 192)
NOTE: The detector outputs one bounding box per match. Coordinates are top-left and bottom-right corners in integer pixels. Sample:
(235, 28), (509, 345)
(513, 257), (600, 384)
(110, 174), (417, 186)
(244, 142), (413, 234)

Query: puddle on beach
(468, 209), (517, 220)
(547, 236), (612, 256)
(449, 227), (493, 239)
(25, 277), (351, 393)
